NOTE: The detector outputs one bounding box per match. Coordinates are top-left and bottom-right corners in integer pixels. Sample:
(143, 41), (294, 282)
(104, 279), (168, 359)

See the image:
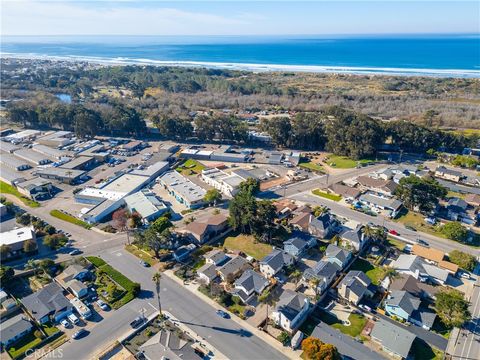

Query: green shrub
(86, 256), (107, 267)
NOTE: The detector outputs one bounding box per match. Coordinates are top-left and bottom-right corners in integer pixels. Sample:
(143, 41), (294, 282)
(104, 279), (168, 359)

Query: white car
(460, 272), (471, 280)
(60, 319), (71, 328)
(96, 299), (109, 311)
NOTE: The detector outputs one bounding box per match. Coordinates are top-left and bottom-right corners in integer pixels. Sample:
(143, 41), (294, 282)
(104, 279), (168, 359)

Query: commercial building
(124, 190), (168, 224)
(5, 129), (41, 143)
(82, 199), (123, 224)
(0, 226), (37, 257)
(36, 131), (74, 147)
(130, 161), (169, 178)
(61, 156), (97, 170)
(14, 148), (54, 165)
(0, 152), (32, 171)
(0, 166), (26, 185)
(201, 168), (244, 197)
(0, 141), (21, 153)
(36, 167), (86, 184)
(32, 144), (70, 160)
(16, 177), (53, 200)
(158, 171), (206, 209)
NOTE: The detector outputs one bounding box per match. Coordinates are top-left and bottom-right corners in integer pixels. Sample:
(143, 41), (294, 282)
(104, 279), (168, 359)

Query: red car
(388, 229), (399, 236)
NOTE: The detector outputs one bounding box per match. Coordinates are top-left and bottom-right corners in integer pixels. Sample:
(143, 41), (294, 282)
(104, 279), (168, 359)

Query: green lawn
(302, 311), (366, 338)
(411, 339), (444, 360)
(331, 313), (367, 337)
(386, 237), (405, 251)
(223, 234), (272, 260)
(49, 210), (92, 229)
(312, 189), (342, 201)
(394, 211), (446, 239)
(447, 191), (466, 199)
(176, 159), (205, 175)
(324, 155), (375, 169)
(125, 244), (159, 266)
(350, 258), (386, 285)
(7, 333), (42, 359)
(0, 180), (40, 207)
(299, 160), (325, 173)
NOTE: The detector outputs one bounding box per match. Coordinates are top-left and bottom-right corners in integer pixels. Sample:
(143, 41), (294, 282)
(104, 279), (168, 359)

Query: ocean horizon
(1, 34), (479, 77)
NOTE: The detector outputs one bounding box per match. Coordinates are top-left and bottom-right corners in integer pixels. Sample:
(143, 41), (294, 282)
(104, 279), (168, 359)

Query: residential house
(324, 244), (352, 269)
(303, 261), (340, 295)
(204, 249), (229, 266)
(465, 193), (480, 207)
(340, 225), (369, 252)
(21, 283), (72, 324)
(56, 264), (90, 283)
(329, 183), (362, 200)
(391, 255), (450, 285)
(178, 214), (229, 244)
(0, 314), (33, 348)
(173, 244), (196, 262)
(308, 213), (337, 239)
(138, 329), (199, 360)
(384, 290), (436, 330)
(196, 263), (218, 285)
(389, 274), (440, 300)
(0, 226), (37, 258)
(66, 280), (88, 298)
(273, 199), (298, 220)
(338, 270), (373, 305)
(233, 270), (269, 303)
(447, 197), (469, 221)
(217, 256), (250, 283)
(270, 290), (310, 333)
(290, 212), (311, 232)
(284, 236), (317, 258)
(359, 193), (403, 216)
(371, 319), (415, 359)
(356, 176), (398, 196)
(435, 166), (464, 183)
(411, 245), (459, 275)
(259, 249), (295, 278)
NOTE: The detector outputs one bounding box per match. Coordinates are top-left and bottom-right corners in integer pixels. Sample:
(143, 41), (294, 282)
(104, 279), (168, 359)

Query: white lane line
(463, 286), (480, 359)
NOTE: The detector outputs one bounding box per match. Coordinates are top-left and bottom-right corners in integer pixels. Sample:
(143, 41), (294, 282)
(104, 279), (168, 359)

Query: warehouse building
(5, 130), (41, 144)
(0, 152), (32, 171)
(32, 144), (70, 160)
(60, 156), (97, 170)
(158, 171), (206, 209)
(14, 149), (54, 165)
(0, 166), (26, 185)
(0, 141), (21, 153)
(124, 190), (168, 224)
(0, 226), (37, 257)
(36, 131), (74, 147)
(36, 167), (86, 184)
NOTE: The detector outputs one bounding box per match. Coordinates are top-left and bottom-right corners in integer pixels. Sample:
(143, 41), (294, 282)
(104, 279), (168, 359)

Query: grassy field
(49, 210), (91, 229)
(447, 190), (466, 199)
(301, 311), (366, 338)
(312, 189), (342, 201)
(175, 159), (206, 175)
(386, 237), (405, 251)
(394, 211), (446, 239)
(125, 244), (158, 266)
(299, 160), (325, 173)
(350, 258), (386, 285)
(324, 155), (375, 169)
(0, 180), (40, 207)
(223, 234), (272, 260)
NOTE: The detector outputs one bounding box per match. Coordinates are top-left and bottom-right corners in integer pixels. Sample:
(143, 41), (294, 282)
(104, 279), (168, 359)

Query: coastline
(2, 52), (479, 78)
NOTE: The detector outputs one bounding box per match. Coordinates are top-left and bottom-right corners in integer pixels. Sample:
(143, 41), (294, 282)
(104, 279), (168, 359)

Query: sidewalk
(163, 270), (302, 360)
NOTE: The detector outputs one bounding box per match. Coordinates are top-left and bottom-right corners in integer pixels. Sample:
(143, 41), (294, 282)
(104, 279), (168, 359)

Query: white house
(271, 290), (310, 333)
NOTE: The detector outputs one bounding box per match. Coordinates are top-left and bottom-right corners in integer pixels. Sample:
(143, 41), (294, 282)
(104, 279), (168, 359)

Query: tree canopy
(394, 175), (447, 213)
(301, 337), (340, 360)
(435, 288), (471, 328)
(448, 250), (477, 271)
(440, 222), (469, 243)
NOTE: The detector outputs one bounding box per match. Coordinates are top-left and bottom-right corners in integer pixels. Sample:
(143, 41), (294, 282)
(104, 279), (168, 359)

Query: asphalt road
(437, 179), (480, 196)
(450, 278), (480, 360)
(58, 247), (288, 360)
(290, 192), (480, 256)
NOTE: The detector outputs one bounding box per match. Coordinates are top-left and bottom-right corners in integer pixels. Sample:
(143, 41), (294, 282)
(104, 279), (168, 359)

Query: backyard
(0, 180), (40, 207)
(300, 311), (367, 338)
(175, 159), (205, 175)
(350, 258), (386, 285)
(222, 234), (273, 260)
(50, 210), (92, 229)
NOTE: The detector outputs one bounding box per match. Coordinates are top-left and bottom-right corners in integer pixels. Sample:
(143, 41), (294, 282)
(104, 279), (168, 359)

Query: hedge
(86, 256), (106, 267)
(49, 210), (91, 229)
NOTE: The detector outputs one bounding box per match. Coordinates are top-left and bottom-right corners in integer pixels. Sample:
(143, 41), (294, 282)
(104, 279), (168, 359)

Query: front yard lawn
(222, 234), (272, 260)
(0, 180), (40, 207)
(7, 333), (42, 359)
(394, 211), (446, 239)
(324, 155), (375, 169)
(350, 258), (386, 285)
(411, 339), (443, 360)
(125, 244), (159, 266)
(312, 189), (342, 201)
(386, 237), (405, 251)
(50, 210), (91, 229)
(175, 159), (205, 175)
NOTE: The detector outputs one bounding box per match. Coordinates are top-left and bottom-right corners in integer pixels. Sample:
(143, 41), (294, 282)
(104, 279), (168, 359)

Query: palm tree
(309, 278), (321, 299)
(152, 272), (162, 317)
(362, 225), (375, 240)
(383, 266), (399, 281)
(290, 269), (303, 286)
(25, 259), (39, 276)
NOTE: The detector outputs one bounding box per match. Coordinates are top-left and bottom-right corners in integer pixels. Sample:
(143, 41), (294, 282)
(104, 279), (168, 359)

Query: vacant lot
(223, 234), (272, 260)
(50, 210), (91, 229)
(394, 211), (446, 239)
(175, 159), (205, 175)
(299, 160), (325, 173)
(324, 155), (375, 169)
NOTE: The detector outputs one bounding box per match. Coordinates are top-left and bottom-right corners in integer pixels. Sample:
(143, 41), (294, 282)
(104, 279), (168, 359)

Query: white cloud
(1, 0), (253, 35)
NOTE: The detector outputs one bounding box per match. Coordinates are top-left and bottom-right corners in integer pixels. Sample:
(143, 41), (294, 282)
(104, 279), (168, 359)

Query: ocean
(1, 35), (479, 77)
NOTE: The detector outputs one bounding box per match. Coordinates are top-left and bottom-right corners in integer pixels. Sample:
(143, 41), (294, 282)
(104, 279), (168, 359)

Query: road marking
(462, 285), (480, 359)
(148, 302), (158, 311)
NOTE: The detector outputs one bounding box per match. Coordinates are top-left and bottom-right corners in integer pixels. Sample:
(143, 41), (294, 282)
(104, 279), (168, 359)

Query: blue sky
(2, 1), (479, 36)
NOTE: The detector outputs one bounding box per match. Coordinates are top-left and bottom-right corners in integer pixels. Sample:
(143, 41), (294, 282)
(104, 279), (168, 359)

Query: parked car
(96, 299), (109, 310)
(72, 329), (88, 340)
(416, 239), (429, 247)
(130, 316), (146, 328)
(60, 319), (71, 328)
(405, 225), (417, 232)
(68, 313), (80, 325)
(216, 310), (230, 319)
(359, 304), (372, 312)
(388, 229), (399, 236)
(140, 261), (150, 267)
(69, 249), (82, 256)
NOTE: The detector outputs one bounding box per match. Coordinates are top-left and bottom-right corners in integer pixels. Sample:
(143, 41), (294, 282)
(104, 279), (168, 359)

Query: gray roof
(309, 213), (335, 232)
(139, 329), (197, 360)
(36, 167), (86, 179)
(17, 177), (51, 191)
(260, 249), (293, 272)
(341, 225), (364, 246)
(371, 319), (415, 358)
(204, 249), (228, 264)
(0, 314), (33, 343)
(124, 191), (167, 219)
(0, 152), (32, 170)
(386, 290), (421, 316)
(325, 244), (351, 265)
(159, 171), (206, 204)
(275, 290), (308, 321)
(392, 255), (450, 282)
(61, 264), (87, 281)
(359, 193), (403, 211)
(284, 237), (309, 252)
(0, 165), (26, 183)
(66, 279), (87, 294)
(218, 256), (249, 277)
(14, 149), (54, 164)
(60, 156), (93, 169)
(340, 270), (371, 297)
(447, 197), (468, 210)
(196, 263), (218, 280)
(436, 166), (463, 177)
(21, 283), (71, 322)
(303, 260), (340, 282)
(312, 322), (386, 360)
(411, 308), (437, 329)
(234, 270), (269, 293)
